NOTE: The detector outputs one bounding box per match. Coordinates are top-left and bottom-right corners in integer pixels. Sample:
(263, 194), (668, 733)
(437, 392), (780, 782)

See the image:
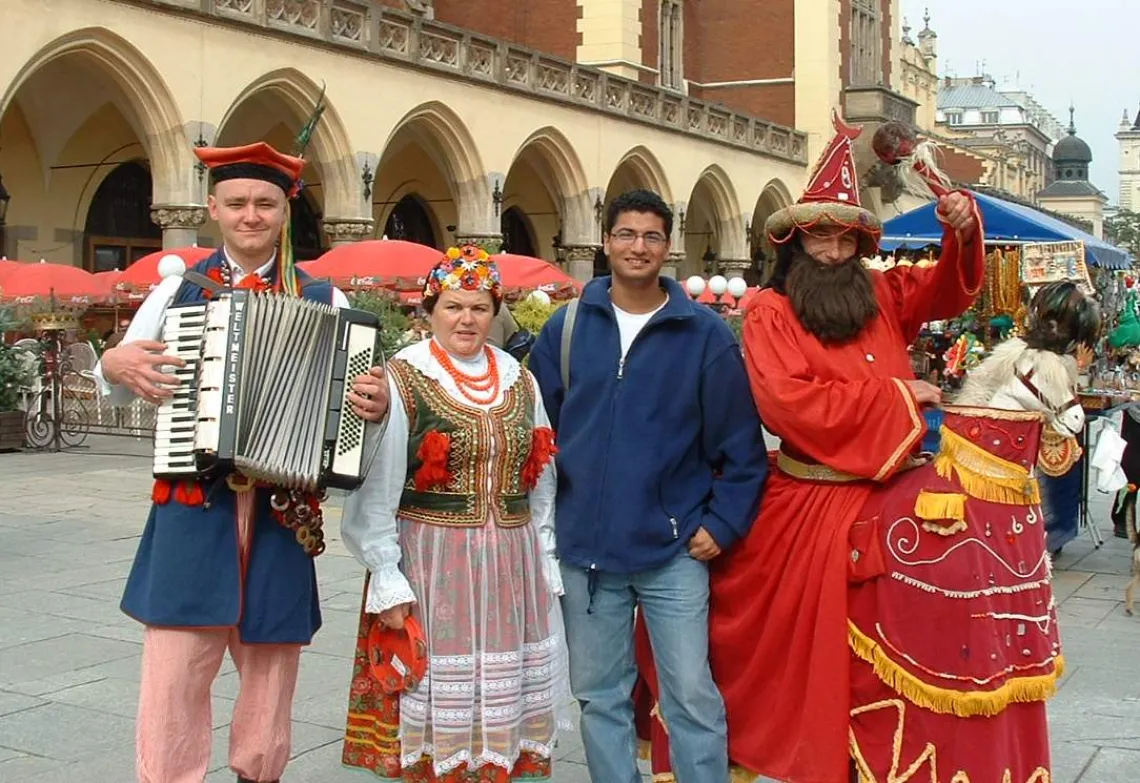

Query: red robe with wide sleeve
(709, 221), (984, 783)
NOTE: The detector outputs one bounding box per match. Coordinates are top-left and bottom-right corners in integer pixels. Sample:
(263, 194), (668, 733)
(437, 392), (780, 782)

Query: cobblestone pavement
(1, 436), (1138, 782)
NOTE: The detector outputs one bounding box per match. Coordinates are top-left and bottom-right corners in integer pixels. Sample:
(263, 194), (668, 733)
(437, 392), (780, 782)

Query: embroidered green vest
(389, 357), (536, 527)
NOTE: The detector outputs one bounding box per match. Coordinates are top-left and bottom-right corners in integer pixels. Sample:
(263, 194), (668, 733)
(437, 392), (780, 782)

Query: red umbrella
(119, 246), (216, 291)
(92, 270), (123, 304)
(0, 259), (26, 285)
(491, 253), (582, 295)
(0, 260), (104, 305)
(299, 240), (442, 290)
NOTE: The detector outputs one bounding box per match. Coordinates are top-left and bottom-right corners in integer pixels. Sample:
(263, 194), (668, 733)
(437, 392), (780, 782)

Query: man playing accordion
(94, 140), (389, 783)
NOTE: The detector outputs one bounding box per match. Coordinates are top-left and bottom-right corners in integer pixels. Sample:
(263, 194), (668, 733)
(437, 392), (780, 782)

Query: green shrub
(347, 291), (415, 358)
(728, 314), (744, 342)
(511, 297), (569, 337)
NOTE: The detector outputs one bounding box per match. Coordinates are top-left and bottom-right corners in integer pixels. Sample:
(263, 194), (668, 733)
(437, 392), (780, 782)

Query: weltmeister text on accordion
(153, 290), (381, 491)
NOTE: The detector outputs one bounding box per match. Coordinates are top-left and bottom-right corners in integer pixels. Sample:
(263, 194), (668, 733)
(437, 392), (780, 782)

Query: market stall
(881, 190), (1134, 270)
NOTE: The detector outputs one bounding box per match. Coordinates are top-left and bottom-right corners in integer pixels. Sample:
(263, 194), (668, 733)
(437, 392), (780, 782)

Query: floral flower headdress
(423, 244), (503, 303)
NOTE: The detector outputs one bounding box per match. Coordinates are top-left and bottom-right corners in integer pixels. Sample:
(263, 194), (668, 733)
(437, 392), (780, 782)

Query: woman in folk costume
(340, 245), (573, 782)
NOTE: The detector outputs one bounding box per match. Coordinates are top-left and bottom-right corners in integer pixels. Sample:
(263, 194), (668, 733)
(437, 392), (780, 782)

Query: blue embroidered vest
(120, 249), (335, 643)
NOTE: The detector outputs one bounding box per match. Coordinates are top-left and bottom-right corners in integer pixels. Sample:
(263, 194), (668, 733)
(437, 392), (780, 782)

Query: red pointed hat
(766, 112), (882, 255)
(194, 141), (306, 197)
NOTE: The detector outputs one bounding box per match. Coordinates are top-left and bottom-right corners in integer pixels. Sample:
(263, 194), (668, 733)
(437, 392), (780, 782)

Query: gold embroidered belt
(776, 451), (862, 483)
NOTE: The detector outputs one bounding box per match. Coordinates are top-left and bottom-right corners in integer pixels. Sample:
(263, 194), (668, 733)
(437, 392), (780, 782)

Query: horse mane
(952, 337), (1076, 408)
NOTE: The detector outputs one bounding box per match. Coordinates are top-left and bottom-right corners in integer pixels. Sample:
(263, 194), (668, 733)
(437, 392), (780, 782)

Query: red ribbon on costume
(522, 426), (559, 491)
(152, 479), (172, 504)
(201, 267), (226, 299)
(200, 267), (273, 299)
(235, 274), (272, 292)
(151, 479), (204, 507)
(413, 430), (453, 491)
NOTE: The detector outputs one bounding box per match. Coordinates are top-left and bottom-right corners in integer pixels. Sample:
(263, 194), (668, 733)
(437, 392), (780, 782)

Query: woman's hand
(375, 602), (413, 630)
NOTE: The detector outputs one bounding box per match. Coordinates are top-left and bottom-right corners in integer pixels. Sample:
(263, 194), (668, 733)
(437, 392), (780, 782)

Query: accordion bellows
(154, 290), (380, 491)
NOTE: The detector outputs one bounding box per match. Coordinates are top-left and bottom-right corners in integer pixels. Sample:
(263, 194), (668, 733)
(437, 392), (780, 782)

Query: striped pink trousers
(136, 494), (301, 783)
(136, 626), (301, 783)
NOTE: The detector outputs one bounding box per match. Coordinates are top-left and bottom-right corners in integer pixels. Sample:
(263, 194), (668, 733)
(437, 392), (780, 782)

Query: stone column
(720, 260), (750, 280)
(663, 251), (685, 280)
(151, 205), (207, 249)
(323, 219), (374, 247)
(565, 245), (600, 283)
(454, 233), (504, 254)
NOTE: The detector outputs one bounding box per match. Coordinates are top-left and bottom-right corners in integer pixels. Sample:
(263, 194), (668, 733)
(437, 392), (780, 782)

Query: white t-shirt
(613, 296), (668, 360)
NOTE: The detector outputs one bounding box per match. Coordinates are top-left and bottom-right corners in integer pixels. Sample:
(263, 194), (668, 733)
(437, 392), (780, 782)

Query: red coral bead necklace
(431, 340), (500, 405)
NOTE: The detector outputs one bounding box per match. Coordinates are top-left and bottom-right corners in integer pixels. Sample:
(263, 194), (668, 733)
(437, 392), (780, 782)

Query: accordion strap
(183, 269), (226, 295)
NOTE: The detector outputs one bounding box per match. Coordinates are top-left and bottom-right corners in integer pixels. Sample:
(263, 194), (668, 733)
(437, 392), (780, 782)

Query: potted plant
(0, 304), (34, 451)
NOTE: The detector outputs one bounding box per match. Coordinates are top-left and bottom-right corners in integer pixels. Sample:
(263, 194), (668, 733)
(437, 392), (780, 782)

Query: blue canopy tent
(880, 191), (1134, 270)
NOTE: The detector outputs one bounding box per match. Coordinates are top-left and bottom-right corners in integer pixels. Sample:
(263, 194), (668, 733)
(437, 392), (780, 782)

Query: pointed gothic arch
(1, 27), (192, 205)
(217, 69), (359, 218)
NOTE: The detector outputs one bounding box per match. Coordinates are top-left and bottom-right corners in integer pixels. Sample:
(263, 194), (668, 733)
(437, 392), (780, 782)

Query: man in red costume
(708, 115), (984, 783)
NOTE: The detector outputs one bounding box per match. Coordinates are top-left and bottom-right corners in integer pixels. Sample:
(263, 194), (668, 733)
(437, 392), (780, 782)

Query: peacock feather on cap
(277, 82), (327, 298)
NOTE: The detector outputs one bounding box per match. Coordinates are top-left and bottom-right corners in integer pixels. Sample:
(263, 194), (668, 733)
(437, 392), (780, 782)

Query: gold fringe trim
(638, 739), (651, 761)
(848, 621), (1063, 718)
(729, 766), (761, 783)
(934, 427), (1040, 506)
(652, 775), (677, 783)
(915, 490), (968, 535)
(914, 491), (966, 521)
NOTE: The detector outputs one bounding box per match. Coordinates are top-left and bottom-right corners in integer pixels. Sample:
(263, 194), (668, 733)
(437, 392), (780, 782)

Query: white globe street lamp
(685, 275), (706, 298)
(708, 275), (728, 297)
(726, 277), (748, 299)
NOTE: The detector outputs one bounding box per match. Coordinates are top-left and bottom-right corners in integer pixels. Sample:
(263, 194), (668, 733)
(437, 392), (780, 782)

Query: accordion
(153, 290), (380, 492)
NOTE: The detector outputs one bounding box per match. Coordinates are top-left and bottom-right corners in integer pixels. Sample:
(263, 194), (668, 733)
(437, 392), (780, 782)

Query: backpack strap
(560, 298), (579, 391)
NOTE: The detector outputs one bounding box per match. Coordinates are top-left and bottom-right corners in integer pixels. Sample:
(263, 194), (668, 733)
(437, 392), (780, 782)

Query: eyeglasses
(610, 229), (668, 248)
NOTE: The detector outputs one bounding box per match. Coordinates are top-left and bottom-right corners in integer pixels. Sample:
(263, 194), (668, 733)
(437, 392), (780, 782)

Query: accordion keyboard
(153, 302), (208, 477)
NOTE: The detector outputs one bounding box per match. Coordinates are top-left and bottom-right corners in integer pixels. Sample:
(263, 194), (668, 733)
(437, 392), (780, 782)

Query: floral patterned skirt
(342, 520), (571, 781)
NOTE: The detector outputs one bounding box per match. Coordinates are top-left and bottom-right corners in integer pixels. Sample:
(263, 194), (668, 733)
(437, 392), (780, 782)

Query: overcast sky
(901, 0), (1139, 204)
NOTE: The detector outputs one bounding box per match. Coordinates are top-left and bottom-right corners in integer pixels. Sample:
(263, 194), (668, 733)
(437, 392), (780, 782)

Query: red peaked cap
(194, 142), (306, 197)
(799, 113), (863, 207)
(764, 112), (882, 255)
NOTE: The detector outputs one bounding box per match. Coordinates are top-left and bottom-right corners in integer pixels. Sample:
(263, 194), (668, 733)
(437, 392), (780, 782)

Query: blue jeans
(560, 553), (727, 783)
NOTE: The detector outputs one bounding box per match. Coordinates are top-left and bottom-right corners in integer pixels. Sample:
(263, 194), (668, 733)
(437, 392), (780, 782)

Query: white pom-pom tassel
(157, 254), (186, 279)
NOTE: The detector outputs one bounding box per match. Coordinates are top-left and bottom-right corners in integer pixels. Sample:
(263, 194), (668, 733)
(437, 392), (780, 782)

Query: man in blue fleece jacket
(530, 189), (768, 783)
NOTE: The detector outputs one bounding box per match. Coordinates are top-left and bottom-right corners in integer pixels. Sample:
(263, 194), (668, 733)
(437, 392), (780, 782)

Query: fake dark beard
(785, 252), (880, 344)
